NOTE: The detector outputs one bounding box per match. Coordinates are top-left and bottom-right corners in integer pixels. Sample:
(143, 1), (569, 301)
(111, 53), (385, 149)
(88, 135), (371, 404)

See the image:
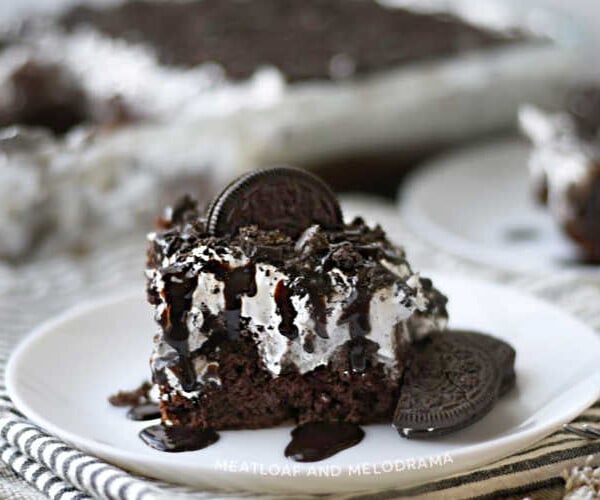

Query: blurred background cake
(0, 0), (580, 260)
(520, 86), (600, 261)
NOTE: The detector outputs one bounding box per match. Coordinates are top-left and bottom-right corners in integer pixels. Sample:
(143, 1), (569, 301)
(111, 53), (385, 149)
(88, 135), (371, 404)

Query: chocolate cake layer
(161, 335), (399, 429)
(60, 0), (525, 82)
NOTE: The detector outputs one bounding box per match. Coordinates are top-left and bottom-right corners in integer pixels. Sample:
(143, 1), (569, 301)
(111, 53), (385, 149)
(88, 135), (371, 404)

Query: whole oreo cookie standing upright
(206, 167), (344, 237)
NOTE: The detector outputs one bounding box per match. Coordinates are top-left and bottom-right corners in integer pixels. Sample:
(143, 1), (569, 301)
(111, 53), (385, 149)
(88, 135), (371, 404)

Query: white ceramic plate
(7, 274), (600, 494)
(399, 139), (600, 275)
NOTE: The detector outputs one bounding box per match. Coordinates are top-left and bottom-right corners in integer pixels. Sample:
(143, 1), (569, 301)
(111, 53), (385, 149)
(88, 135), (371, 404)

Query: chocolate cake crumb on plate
(108, 381), (152, 408)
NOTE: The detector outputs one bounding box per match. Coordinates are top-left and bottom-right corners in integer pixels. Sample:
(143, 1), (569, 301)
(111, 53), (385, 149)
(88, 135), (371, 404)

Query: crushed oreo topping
(60, 0), (527, 82)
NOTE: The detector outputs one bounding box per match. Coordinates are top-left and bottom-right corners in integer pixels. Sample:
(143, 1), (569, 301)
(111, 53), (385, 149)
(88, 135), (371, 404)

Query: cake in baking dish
(0, 0), (571, 260)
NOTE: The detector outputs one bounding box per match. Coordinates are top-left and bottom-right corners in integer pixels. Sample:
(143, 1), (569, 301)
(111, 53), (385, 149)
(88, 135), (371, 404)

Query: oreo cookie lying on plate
(394, 330), (516, 438)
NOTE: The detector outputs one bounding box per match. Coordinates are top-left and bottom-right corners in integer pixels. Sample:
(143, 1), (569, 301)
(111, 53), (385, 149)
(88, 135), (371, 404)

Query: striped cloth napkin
(0, 197), (598, 500)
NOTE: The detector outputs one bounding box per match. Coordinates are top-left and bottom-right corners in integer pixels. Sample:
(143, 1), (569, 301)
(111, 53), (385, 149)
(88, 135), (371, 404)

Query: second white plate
(399, 138), (600, 275)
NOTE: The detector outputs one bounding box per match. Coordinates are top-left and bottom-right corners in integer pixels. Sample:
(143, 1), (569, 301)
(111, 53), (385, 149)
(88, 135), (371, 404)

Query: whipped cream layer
(147, 204), (447, 399)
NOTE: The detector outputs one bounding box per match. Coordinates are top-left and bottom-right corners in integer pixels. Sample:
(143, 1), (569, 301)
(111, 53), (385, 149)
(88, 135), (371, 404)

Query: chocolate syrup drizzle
(274, 281), (298, 339)
(336, 267), (383, 373)
(118, 395), (365, 460)
(202, 260), (257, 340)
(159, 272), (198, 392)
(299, 275), (330, 339)
(339, 286), (372, 339)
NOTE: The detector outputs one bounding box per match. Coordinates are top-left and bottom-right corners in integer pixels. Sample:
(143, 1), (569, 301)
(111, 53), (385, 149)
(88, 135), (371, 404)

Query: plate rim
(6, 275), (600, 493)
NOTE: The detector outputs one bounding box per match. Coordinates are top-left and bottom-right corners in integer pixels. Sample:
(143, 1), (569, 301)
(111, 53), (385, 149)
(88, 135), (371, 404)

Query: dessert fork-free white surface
(6, 274), (600, 494)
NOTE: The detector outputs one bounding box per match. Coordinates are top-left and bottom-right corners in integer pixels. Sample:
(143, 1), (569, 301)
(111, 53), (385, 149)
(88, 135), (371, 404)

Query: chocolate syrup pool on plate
(285, 422), (365, 462)
(137, 420), (364, 460)
(139, 425), (220, 452)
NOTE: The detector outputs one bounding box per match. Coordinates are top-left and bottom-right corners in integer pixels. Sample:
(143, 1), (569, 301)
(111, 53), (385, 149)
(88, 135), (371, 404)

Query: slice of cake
(132, 167), (515, 457)
(146, 168), (448, 430)
(520, 87), (600, 261)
